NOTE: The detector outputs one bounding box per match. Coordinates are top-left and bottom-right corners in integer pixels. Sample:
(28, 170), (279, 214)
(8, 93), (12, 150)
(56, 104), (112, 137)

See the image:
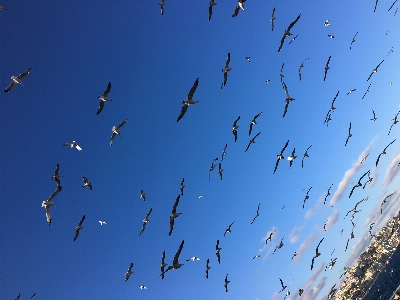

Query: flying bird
(110, 119), (128, 146)
(280, 63), (285, 82)
(186, 256), (200, 262)
(169, 194), (182, 236)
(301, 145), (312, 168)
(177, 78), (199, 122)
(159, 251), (167, 279)
(298, 58), (310, 81)
(97, 82), (112, 115)
(249, 112), (262, 135)
(232, 116), (240, 142)
(30, 293), (37, 298)
(99, 221), (106, 225)
(232, 0), (246, 17)
(278, 14), (301, 52)
(282, 82), (295, 117)
(347, 89), (356, 95)
(270, 7), (276, 31)
(208, 158), (218, 181)
(221, 144), (227, 161)
(246, 56), (250, 62)
(52, 164), (62, 188)
(374, 0), (379, 12)
(140, 190), (146, 201)
(245, 132), (261, 152)
(208, 1), (217, 21)
(328, 34), (334, 38)
(265, 230), (276, 245)
(303, 186), (312, 209)
(82, 177), (92, 190)
(279, 278), (287, 293)
(221, 53), (232, 87)
(42, 186), (62, 226)
(73, 215), (86, 241)
(224, 221), (235, 237)
(216, 240), (222, 263)
(367, 59), (384, 81)
(344, 122), (352, 147)
(288, 34), (299, 44)
(381, 191), (396, 214)
(180, 178), (185, 196)
(376, 139), (396, 167)
(274, 140), (289, 173)
(138, 285), (147, 290)
(287, 148), (297, 168)
(251, 203), (260, 224)
(362, 82), (372, 99)
(159, 0), (165, 15)
(311, 238), (324, 270)
(324, 184), (333, 204)
(388, 111), (400, 135)
(349, 170), (370, 198)
(206, 259), (211, 278)
(125, 263), (134, 281)
(218, 162), (223, 180)
(224, 274), (230, 292)
(253, 254), (261, 259)
(370, 110), (377, 121)
(324, 56), (331, 81)
(291, 252), (297, 260)
(165, 240), (185, 273)
(324, 20), (330, 26)
(4, 68), (31, 92)
(62, 141), (82, 151)
(350, 32), (358, 49)
(273, 236), (285, 254)
(139, 208), (153, 236)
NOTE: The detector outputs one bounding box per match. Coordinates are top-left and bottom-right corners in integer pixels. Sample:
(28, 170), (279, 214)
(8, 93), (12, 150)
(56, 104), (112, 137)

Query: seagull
(278, 14), (301, 52)
(206, 259), (211, 278)
(311, 238), (324, 270)
(288, 34), (299, 44)
(62, 141), (82, 151)
(97, 82), (112, 115)
(246, 56), (250, 62)
(350, 32), (358, 49)
(298, 58), (310, 81)
(232, 0), (246, 17)
(349, 171), (370, 198)
(273, 236), (285, 254)
(165, 240), (185, 273)
(344, 122), (352, 147)
(347, 89), (356, 95)
(159, 0), (165, 15)
(82, 177), (92, 190)
(287, 148), (297, 168)
(362, 82), (372, 99)
(15, 294), (20, 300)
(274, 140), (289, 173)
(224, 221), (235, 237)
(208, 158), (218, 181)
(73, 215), (86, 241)
(279, 278), (287, 293)
(222, 53), (232, 87)
(159, 251), (168, 279)
(291, 252), (297, 261)
(224, 274), (230, 292)
(381, 192), (396, 214)
(324, 219), (328, 231)
(324, 91), (339, 125)
(99, 221), (106, 225)
(232, 116), (240, 142)
(367, 59), (384, 81)
(299, 289), (304, 296)
(177, 78), (199, 122)
(325, 258), (338, 271)
(30, 293), (37, 298)
(388, 0), (398, 11)
(140, 190), (146, 201)
(199, 195), (203, 199)
(4, 68), (31, 92)
(251, 203), (260, 224)
(52, 164), (62, 188)
(208, 0), (217, 21)
(266, 79), (271, 83)
(282, 82), (295, 117)
(324, 20), (330, 26)
(221, 144), (227, 161)
(42, 186), (62, 226)
(139, 208), (153, 236)
(370, 110), (377, 121)
(138, 285), (147, 290)
(270, 7), (276, 31)
(328, 34), (334, 38)
(280, 63), (285, 82)
(125, 263), (134, 281)
(0, 6), (6, 10)
(301, 145), (312, 168)
(186, 256), (200, 261)
(345, 229), (355, 251)
(245, 132), (261, 152)
(249, 112), (262, 135)
(265, 230), (277, 245)
(169, 194), (182, 236)
(216, 240), (222, 263)
(388, 111), (400, 135)
(303, 186), (312, 209)
(218, 162), (223, 180)
(376, 139), (396, 167)
(360, 154), (369, 164)
(110, 119), (128, 146)
(324, 184), (333, 204)
(324, 56), (331, 81)
(374, 0), (379, 12)
(180, 178), (185, 196)
(252, 254), (261, 259)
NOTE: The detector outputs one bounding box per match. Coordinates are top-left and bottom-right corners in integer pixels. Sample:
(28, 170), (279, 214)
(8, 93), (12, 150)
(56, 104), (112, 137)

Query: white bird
(139, 208), (153, 236)
(82, 177), (92, 190)
(42, 187), (62, 226)
(324, 20), (330, 26)
(99, 221), (106, 225)
(139, 285), (147, 289)
(186, 256), (201, 261)
(110, 119), (128, 146)
(125, 263), (134, 281)
(140, 190), (146, 201)
(159, 0), (165, 15)
(199, 195), (203, 198)
(4, 68), (31, 92)
(97, 82), (112, 115)
(62, 141), (82, 151)
(74, 215), (86, 241)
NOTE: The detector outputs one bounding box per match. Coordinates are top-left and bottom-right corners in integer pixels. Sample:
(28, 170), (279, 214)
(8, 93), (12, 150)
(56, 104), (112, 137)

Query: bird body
(4, 68), (31, 92)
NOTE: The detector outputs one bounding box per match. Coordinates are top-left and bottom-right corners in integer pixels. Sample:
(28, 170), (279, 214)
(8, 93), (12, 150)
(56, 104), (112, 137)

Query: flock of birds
(3, 1), (400, 299)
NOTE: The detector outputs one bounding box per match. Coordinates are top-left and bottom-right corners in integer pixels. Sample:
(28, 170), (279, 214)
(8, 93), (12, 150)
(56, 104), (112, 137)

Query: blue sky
(1, 1), (400, 299)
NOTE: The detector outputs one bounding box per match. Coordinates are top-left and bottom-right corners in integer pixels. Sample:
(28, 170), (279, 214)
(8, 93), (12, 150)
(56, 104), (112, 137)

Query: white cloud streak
(292, 233), (316, 264)
(381, 144), (400, 189)
(324, 208), (340, 232)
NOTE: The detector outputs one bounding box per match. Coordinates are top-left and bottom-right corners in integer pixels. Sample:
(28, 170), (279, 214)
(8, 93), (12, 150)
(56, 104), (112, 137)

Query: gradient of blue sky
(1, 1), (400, 299)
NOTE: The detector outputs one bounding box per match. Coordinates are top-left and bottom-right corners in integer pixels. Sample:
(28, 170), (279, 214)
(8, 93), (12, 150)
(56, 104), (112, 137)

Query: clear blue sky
(1, 1), (400, 299)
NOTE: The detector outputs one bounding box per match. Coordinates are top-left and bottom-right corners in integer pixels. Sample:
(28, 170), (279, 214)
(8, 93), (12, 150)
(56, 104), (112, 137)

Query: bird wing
(316, 238), (324, 253)
(177, 104), (188, 122)
(245, 141), (251, 152)
(103, 82), (111, 97)
(48, 187), (62, 201)
(45, 206), (52, 225)
(78, 215), (86, 226)
(283, 101), (289, 117)
(73, 229), (80, 241)
(172, 194), (180, 213)
(173, 240), (185, 264)
(232, 5), (240, 17)
(4, 81), (17, 92)
(54, 164), (60, 176)
(311, 257), (315, 270)
(273, 158), (280, 174)
(223, 72), (228, 86)
(233, 115), (241, 127)
(375, 153), (382, 167)
(287, 14), (301, 32)
(139, 222), (147, 236)
(208, 4), (212, 21)
(146, 207), (153, 218)
(110, 132), (117, 146)
(248, 122), (253, 136)
(281, 140), (289, 154)
(349, 185), (356, 198)
(97, 101), (105, 115)
(384, 139), (396, 151)
(117, 119), (128, 129)
(17, 68), (31, 80)
(278, 35), (286, 52)
(169, 217), (174, 236)
(188, 78), (199, 99)
(225, 53), (231, 68)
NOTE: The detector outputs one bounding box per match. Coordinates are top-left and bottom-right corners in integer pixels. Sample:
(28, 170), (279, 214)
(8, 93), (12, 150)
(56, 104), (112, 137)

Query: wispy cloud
(289, 223), (305, 243)
(324, 208), (340, 232)
(288, 263), (325, 300)
(381, 144), (400, 189)
(330, 138), (376, 206)
(292, 233), (316, 264)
